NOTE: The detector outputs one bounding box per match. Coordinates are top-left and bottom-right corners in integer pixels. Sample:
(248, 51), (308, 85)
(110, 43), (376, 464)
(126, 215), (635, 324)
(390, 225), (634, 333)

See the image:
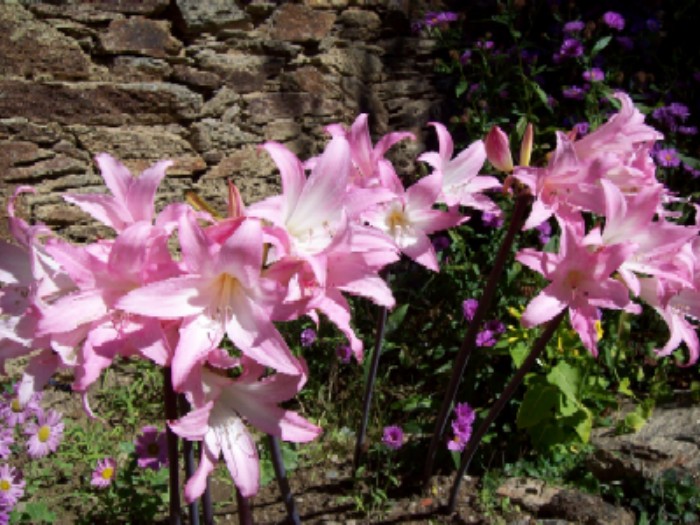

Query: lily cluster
(0, 114), (498, 501)
(510, 93), (700, 363)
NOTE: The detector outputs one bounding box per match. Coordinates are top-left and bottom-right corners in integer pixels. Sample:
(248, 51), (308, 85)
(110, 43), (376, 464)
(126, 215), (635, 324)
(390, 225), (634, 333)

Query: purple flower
(91, 458), (116, 489)
(476, 40), (494, 50)
(134, 426), (168, 470)
(424, 11), (458, 28)
(655, 148), (681, 167)
(476, 329), (496, 347)
(616, 36), (634, 50)
(462, 299), (479, 322)
(0, 387), (41, 428)
(536, 220), (553, 245)
(300, 328), (317, 347)
(0, 464), (24, 508)
(582, 68), (604, 82)
(454, 402), (476, 426)
(679, 126), (698, 135)
(563, 20), (585, 33)
(432, 234), (451, 252)
(559, 38), (584, 58)
(481, 212), (503, 228)
(336, 344), (352, 364)
(0, 429), (13, 460)
(24, 409), (63, 458)
(485, 320), (505, 335)
(562, 85), (586, 100)
(460, 49), (472, 65)
(603, 11), (625, 31)
(382, 425), (404, 450)
(573, 121), (590, 137)
(447, 402), (475, 452)
(668, 103), (690, 120)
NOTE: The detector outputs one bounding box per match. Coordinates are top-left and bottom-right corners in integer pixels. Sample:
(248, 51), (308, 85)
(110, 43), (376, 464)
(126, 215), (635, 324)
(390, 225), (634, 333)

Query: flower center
(146, 442), (160, 456)
(38, 425), (51, 443)
(386, 206), (409, 235)
(101, 467), (114, 480)
(565, 269), (585, 290)
(10, 399), (21, 413)
(0, 480), (10, 492)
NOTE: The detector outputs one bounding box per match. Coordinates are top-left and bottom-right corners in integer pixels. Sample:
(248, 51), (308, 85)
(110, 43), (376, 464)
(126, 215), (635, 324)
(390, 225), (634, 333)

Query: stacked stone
(0, 0), (443, 240)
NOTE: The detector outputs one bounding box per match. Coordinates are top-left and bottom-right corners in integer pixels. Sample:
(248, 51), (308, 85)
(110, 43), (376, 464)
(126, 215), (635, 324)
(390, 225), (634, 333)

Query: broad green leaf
(557, 394), (579, 418)
(517, 381), (558, 429)
(546, 361), (580, 401)
(573, 407), (593, 442)
(618, 377), (634, 397)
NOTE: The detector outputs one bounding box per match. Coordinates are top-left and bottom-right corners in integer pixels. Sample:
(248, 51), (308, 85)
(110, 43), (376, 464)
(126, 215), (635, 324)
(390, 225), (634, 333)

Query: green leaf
(546, 361), (581, 402)
(618, 377), (634, 397)
(385, 304), (409, 335)
(530, 81), (551, 109)
(517, 381), (558, 429)
(455, 79), (468, 98)
(590, 36), (612, 57)
(509, 342), (529, 368)
(573, 407), (593, 442)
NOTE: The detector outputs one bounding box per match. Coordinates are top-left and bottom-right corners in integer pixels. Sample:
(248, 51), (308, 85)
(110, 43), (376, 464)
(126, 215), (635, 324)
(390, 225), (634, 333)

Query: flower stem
(179, 395), (200, 525)
(423, 191), (531, 487)
(236, 487), (254, 525)
(163, 368), (182, 525)
(201, 442), (215, 525)
(446, 309), (565, 514)
(268, 434), (301, 525)
(353, 305), (388, 473)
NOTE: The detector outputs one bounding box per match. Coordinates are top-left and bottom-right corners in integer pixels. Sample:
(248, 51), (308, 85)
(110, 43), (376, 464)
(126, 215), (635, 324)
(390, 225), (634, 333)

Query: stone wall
(0, 0), (446, 240)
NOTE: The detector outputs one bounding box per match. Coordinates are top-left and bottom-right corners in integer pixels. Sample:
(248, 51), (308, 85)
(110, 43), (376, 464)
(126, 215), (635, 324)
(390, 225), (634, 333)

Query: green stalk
(445, 310), (565, 513)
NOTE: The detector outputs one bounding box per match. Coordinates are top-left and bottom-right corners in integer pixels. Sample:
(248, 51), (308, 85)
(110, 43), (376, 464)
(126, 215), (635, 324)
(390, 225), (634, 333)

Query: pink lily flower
(419, 123), (501, 215)
(573, 92), (663, 161)
(326, 113), (414, 189)
(586, 180), (698, 295)
(169, 357), (321, 502)
(64, 154), (173, 232)
(517, 220), (639, 355)
(118, 212), (303, 390)
(361, 174), (463, 271)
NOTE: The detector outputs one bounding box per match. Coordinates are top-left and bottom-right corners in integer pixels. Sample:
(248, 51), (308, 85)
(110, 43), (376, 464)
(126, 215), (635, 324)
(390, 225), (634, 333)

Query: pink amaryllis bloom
(325, 113), (414, 190)
(484, 125), (514, 173)
(419, 122), (501, 216)
(134, 425), (168, 470)
(361, 174), (463, 271)
(24, 409), (64, 458)
(64, 154), (172, 233)
(169, 357), (321, 502)
(517, 220), (639, 355)
(91, 458), (117, 489)
(118, 213), (304, 392)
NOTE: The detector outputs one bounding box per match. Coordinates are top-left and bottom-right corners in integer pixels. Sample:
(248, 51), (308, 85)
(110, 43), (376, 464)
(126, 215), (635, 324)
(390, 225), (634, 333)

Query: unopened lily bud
(485, 126), (514, 173)
(227, 180), (245, 219)
(519, 123), (534, 167)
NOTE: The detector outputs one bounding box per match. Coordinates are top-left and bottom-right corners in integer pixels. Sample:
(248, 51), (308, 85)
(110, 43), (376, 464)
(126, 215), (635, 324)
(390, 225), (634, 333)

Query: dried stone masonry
(0, 0), (446, 240)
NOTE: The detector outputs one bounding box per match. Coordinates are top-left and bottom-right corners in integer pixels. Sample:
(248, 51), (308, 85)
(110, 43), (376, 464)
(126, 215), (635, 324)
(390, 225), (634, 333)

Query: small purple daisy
(24, 409), (64, 459)
(91, 458), (117, 489)
(0, 464), (24, 508)
(462, 299), (479, 322)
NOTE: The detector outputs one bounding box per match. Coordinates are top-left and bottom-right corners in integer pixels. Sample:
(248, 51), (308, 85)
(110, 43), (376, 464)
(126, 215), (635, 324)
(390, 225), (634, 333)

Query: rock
(100, 17), (182, 58)
(26, 0), (170, 16)
(337, 9), (382, 40)
(268, 4), (336, 42)
(195, 48), (285, 93)
(539, 490), (635, 525)
(496, 477), (560, 512)
(589, 405), (700, 485)
(0, 81), (202, 126)
(174, 0), (249, 35)
(111, 57), (173, 82)
(0, 4), (93, 81)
